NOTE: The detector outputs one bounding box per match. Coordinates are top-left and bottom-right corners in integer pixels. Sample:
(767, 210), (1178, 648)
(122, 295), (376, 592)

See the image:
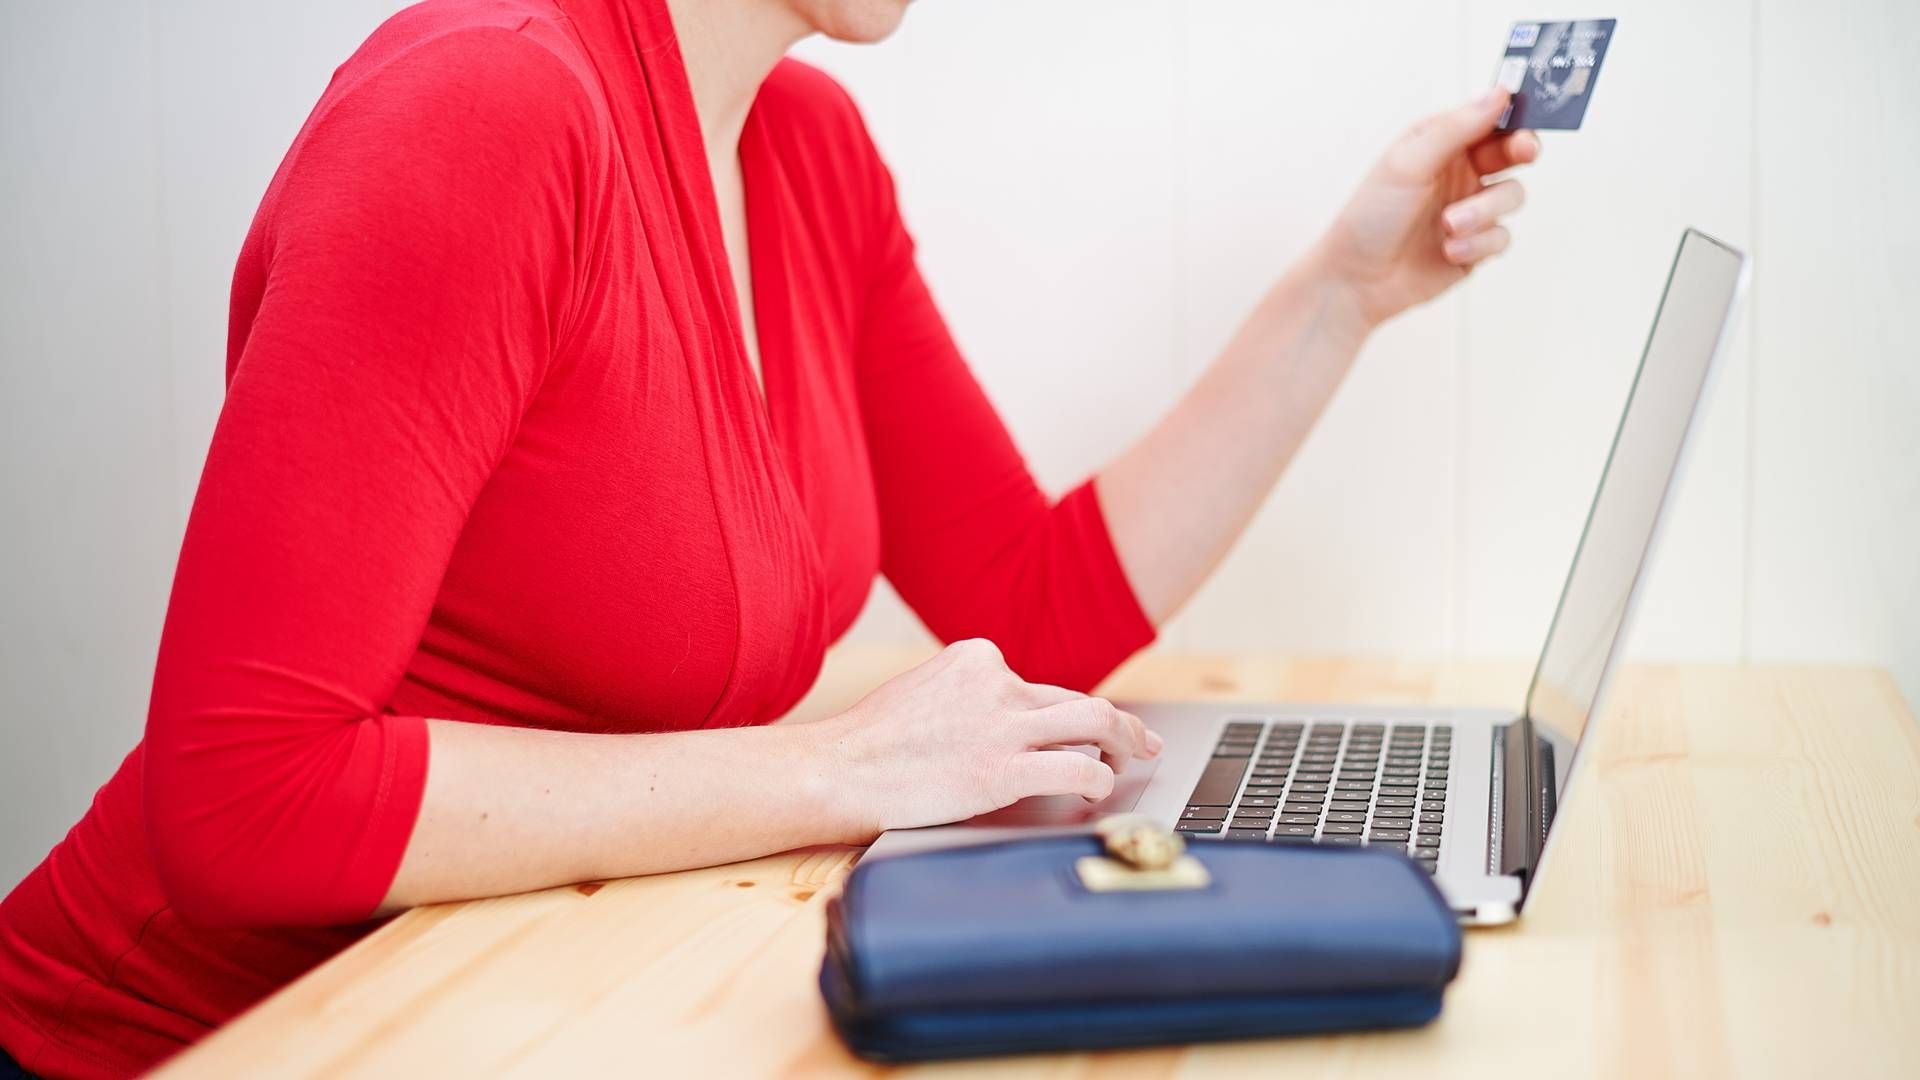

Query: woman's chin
(804, 0), (911, 44)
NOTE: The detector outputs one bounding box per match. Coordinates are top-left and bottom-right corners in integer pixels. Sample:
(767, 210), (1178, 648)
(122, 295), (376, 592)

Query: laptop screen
(1523, 229), (1748, 770)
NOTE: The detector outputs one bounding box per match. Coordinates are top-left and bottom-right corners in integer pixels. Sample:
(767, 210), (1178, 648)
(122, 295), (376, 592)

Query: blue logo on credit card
(1509, 23), (1541, 47)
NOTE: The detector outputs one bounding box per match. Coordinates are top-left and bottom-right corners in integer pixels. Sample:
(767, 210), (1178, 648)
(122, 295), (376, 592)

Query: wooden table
(160, 647), (1920, 1078)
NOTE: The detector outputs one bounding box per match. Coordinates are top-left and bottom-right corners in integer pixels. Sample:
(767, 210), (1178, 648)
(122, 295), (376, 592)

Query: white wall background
(2, 1), (1915, 888)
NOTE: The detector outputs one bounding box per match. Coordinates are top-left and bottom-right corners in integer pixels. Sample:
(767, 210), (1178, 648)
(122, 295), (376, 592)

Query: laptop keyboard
(1175, 719), (1451, 873)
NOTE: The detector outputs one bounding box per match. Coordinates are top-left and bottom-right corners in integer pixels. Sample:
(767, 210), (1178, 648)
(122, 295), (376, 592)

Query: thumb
(1394, 87), (1510, 178)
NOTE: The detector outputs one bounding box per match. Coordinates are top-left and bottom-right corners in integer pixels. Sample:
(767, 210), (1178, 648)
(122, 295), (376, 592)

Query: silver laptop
(868, 228), (1750, 926)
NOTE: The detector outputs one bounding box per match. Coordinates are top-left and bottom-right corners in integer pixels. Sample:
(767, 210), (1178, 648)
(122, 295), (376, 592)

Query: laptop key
(1242, 786), (1287, 798)
(1273, 823), (1316, 838)
(1372, 807), (1413, 819)
(1321, 823), (1363, 835)
(1175, 820), (1223, 833)
(1237, 796), (1279, 809)
(1367, 830), (1410, 842)
(1180, 806), (1227, 821)
(1419, 811), (1445, 824)
(1415, 836), (1442, 848)
(1278, 813), (1321, 825)
(1225, 829), (1271, 840)
(1321, 836), (1364, 846)
(1325, 810), (1369, 823)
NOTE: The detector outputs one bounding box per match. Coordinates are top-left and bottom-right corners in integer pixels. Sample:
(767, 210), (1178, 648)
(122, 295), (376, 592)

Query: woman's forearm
(377, 638), (1161, 914)
(377, 717), (859, 913)
(1097, 243), (1374, 623)
(1098, 90), (1539, 624)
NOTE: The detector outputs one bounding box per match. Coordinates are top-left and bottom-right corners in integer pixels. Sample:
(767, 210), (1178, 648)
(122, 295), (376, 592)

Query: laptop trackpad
(964, 753), (1158, 826)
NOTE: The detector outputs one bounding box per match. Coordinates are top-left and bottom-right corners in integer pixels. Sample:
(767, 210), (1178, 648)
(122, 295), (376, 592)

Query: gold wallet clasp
(1075, 814), (1212, 893)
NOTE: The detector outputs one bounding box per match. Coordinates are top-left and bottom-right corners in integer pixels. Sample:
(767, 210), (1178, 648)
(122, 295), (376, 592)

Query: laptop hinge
(1497, 716), (1560, 900)
(1498, 716), (1541, 886)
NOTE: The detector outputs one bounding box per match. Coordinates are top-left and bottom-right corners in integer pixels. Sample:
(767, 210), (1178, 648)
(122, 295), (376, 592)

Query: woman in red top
(0, 1), (1537, 1075)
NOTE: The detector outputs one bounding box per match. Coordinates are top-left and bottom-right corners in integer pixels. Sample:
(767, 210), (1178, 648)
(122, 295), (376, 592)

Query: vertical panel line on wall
(1447, 0), (1473, 658)
(145, 0), (185, 547)
(1739, 0), (1761, 664)
(1168, 5), (1191, 651)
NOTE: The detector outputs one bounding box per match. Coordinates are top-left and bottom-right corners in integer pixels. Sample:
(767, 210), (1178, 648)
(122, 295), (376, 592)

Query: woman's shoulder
(247, 1), (608, 277)
(756, 57), (860, 114)
(748, 56), (905, 248)
(310, 0), (603, 150)
(751, 58), (886, 170)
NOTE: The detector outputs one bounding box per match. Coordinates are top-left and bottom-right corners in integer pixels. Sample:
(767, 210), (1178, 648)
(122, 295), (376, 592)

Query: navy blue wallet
(821, 835), (1462, 1061)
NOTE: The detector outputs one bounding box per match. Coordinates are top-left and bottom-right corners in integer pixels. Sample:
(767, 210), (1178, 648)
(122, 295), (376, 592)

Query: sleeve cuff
(335, 712), (432, 921)
(1049, 478), (1158, 690)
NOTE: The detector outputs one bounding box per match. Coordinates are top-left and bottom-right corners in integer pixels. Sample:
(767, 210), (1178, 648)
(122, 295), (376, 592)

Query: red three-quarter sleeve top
(0, 1), (1155, 1076)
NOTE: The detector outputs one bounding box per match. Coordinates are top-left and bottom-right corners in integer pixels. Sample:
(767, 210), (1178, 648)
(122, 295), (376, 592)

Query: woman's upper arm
(143, 28), (595, 928)
(849, 140), (1154, 690)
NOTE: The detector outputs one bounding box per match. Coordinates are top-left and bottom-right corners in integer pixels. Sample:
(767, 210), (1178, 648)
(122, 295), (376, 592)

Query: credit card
(1493, 19), (1616, 131)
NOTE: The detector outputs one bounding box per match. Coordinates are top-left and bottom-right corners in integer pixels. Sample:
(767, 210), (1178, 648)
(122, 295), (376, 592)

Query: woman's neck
(664, 0), (811, 164)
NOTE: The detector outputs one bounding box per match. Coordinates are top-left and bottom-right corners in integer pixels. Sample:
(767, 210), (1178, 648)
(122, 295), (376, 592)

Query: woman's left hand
(1318, 87), (1541, 329)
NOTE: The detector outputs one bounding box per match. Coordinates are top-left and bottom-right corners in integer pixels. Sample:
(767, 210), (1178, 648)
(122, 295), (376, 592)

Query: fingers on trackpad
(971, 759), (1157, 825)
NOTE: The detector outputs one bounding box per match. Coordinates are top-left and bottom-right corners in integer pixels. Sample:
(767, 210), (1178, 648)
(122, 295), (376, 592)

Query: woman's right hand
(809, 638), (1162, 838)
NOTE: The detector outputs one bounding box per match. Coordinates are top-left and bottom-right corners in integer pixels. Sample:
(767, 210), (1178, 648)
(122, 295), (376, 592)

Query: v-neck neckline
(730, 118), (778, 429)
(581, 0), (781, 427)
(561, 0), (831, 725)
(644, 31), (781, 436)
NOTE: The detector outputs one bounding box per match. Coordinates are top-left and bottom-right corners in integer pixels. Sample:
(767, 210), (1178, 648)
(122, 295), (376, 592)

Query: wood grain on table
(158, 647), (1920, 1078)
